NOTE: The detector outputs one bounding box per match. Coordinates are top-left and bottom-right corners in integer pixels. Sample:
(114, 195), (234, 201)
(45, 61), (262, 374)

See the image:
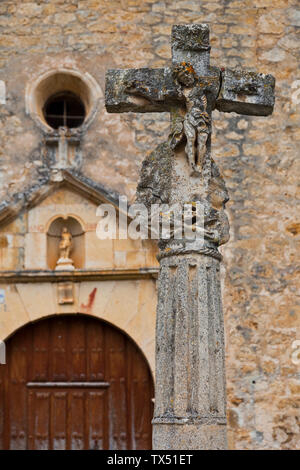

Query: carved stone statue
(105, 23), (275, 450)
(173, 62), (211, 175)
(55, 226), (74, 271)
(59, 227), (72, 259)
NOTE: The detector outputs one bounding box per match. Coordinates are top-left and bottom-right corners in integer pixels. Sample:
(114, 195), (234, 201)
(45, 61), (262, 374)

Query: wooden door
(0, 315), (154, 450)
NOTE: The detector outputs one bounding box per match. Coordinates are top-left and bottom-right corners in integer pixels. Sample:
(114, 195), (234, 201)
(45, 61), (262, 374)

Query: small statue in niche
(55, 227), (74, 271)
(59, 227), (72, 259)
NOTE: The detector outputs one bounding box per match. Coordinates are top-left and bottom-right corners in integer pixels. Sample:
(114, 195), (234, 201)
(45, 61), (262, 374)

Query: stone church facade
(0, 0), (299, 450)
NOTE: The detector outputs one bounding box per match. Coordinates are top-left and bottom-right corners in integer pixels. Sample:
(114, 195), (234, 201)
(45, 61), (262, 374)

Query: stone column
(152, 251), (227, 450)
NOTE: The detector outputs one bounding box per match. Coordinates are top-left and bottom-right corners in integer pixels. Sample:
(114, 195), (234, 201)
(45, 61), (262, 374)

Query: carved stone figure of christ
(173, 62), (211, 175)
(59, 227), (72, 260)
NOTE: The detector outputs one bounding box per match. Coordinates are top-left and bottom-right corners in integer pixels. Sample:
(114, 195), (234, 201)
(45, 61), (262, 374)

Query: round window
(43, 91), (86, 129)
(26, 69), (103, 133)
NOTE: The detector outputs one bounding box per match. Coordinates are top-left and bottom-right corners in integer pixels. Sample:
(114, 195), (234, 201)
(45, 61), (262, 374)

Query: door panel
(0, 315), (154, 450)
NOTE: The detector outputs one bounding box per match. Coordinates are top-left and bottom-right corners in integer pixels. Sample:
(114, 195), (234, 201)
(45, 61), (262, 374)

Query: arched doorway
(0, 315), (154, 450)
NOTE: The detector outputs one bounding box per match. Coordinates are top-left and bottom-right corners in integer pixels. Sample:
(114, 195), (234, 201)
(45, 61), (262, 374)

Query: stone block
(216, 68), (275, 116)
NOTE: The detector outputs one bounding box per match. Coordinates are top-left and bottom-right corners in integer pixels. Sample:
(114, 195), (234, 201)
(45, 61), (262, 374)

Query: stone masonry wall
(0, 0), (299, 449)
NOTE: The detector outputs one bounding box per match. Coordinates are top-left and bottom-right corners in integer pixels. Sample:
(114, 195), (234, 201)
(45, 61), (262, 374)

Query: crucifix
(105, 24), (275, 450)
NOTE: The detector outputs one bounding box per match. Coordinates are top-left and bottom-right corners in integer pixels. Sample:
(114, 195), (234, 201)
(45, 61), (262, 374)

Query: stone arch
(0, 279), (156, 375)
(45, 212), (86, 233)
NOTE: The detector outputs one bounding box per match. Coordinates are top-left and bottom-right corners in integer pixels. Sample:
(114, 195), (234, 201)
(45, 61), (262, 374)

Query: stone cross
(105, 24), (275, 450)
(45, 127), (81, 170)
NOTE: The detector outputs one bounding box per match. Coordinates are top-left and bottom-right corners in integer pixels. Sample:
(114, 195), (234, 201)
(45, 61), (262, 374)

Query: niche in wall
(47, 216), (85, 270)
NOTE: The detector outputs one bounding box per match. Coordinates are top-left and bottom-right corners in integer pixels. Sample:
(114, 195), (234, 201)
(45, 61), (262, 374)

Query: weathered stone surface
(153, 423), (227, 450)
(171, 23), (211, 76)
(106, 22), (275, 451)
(136, 142), (173, 207)
(216, 69), (275, 116)
(153, 254), (227, 450)
(105, 67), (180, 113)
